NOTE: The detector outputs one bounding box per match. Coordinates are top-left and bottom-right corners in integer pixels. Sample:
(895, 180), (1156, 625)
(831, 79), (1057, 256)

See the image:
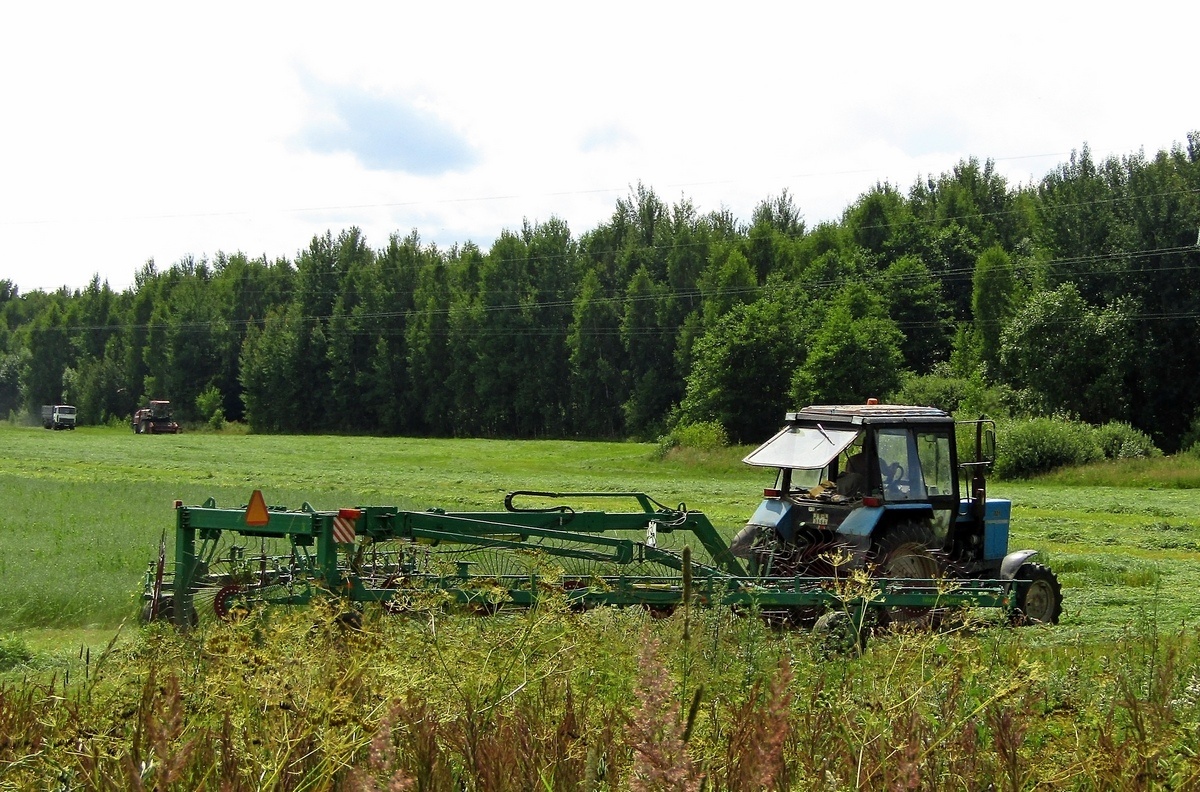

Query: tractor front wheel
(1011, 563), (1062, 624)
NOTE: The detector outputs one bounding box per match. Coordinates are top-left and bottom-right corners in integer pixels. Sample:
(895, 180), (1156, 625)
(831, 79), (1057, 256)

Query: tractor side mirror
(982, 426), (996, 465)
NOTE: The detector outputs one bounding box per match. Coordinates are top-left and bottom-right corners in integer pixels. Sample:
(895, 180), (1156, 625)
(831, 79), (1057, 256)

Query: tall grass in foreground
(3, 600), (1200, 790)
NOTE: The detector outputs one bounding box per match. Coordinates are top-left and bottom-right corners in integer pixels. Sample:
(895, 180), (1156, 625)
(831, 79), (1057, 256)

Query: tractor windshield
(743, 424), (860, 469)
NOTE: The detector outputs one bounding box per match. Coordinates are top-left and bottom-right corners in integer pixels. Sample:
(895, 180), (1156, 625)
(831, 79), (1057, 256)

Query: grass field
(4, 424), (1200, 789)
(4, 424), (1200, 638)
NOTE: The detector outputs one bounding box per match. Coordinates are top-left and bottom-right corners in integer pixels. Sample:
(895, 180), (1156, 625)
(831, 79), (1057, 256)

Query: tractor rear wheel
(873, 522), (942, 626)
(1011, 563), (1062, 624)
(875, 522), (941, 579)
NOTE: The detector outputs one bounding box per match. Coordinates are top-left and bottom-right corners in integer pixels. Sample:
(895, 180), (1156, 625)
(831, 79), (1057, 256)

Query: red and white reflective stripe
(332, 515), (357, 544)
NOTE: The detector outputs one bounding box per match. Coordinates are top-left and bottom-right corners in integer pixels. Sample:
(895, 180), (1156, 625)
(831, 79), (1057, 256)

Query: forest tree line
(2, 135), (1199, 448)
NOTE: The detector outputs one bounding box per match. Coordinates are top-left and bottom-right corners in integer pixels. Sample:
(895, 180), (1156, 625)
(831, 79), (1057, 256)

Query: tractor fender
(837, 502), (933, 538)
(745, 498), (797, 540)
(837, 506), (884, 537)
(1000, 549), (1039, 579)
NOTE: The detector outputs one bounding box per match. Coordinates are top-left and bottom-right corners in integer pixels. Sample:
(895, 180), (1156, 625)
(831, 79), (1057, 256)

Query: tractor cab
(737, 405), (961, 545)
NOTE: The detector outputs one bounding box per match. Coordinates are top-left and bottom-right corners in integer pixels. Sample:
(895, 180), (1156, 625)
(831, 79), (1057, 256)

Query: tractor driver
(836, 437), (867, 498)
(877, 432), (914, 500)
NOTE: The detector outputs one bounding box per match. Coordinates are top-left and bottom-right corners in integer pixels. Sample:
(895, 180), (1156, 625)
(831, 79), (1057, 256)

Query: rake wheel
(213, 584), (249, 621)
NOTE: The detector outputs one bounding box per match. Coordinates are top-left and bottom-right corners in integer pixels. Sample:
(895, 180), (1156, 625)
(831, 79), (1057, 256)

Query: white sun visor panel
(742, 425), (861, 469)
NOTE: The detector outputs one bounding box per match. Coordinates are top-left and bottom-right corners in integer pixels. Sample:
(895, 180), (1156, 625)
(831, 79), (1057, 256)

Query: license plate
(811, 511), (829, 526)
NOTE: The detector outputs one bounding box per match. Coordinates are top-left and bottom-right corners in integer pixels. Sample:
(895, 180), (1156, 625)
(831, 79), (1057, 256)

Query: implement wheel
(213, 584), (250, 621)
(1011, 563), (1063, 625)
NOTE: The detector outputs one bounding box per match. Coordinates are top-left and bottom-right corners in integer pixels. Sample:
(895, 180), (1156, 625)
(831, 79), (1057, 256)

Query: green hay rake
(142, 489), (1013, 629)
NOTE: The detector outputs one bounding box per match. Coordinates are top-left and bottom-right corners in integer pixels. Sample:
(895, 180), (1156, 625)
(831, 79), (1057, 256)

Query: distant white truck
(42, 404), (77, 430)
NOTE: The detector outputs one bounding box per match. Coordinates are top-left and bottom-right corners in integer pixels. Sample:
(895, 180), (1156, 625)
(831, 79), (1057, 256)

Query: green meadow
(4, 425), (1200, 789)
(4, 424), (1200, 637)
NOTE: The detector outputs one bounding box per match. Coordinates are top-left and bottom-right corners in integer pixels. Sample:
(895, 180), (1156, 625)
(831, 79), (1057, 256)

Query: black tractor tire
(874, 522), (941, 580)
(1011, 562), (1063, 625)
(872, 522), (942, 626)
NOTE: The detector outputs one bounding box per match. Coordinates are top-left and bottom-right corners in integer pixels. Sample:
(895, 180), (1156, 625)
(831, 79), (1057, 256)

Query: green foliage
(700, 245), (757, 326)
(995, 416), (1104, 478)
(746, 190), (803, 283)
(196, 385), (225, 430)
(0, 137), (1198, 444)
(567, 267), (623, 437)
(877, 255), (951, 373)
(1093, 421), (1161, 460)
(658, 421), (729, 456)
(790, 282), (904, 407)
(238, 307), (302, 432)
(677, 283), (813, 444)
(8, 590), (1200, 788)
(843, 182), (911, 257)
(889, 371), (1011, 418)
(972, 245), (1015, 377)
(999, 283), (1133, 424)
(21, 299), (71, 409)
(621, 265), (674, 439)
(0, 352), (23, 418)
(1181, 411), (1200, 457)
(0, 634), (33, 671)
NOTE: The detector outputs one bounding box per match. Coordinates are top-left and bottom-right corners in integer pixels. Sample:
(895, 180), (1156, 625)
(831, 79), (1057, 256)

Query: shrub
(658, 421), (729, 457)
(196, 385), (226, 431)
(1179, 409), (1200, 455)
(219, 420), (250, 435)
(1092, 421), (1160, 460)
(995, 417), (1103, 478)
(0, 634), (33, 671)
(889, 374), (974, 413)
(889, 372), (1012, 419)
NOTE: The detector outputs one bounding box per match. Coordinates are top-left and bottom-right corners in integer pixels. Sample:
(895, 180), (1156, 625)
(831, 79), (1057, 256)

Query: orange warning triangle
(245, 489), (270, 527)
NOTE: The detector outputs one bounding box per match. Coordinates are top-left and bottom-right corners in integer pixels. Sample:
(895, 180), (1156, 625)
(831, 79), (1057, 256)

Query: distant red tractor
(133, 400), (181, 434)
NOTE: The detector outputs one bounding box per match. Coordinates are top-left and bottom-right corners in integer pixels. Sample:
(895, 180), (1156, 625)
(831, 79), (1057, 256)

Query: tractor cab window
(875, 428), (927, 501)
(750, 427), (867, 498)
(915, 431), (953, 497)
(834, 435), (868, 497)
(773, 466), (825, 494)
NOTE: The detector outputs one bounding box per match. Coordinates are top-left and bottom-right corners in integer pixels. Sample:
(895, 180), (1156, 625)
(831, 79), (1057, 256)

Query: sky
(0, 2), (1194, 294)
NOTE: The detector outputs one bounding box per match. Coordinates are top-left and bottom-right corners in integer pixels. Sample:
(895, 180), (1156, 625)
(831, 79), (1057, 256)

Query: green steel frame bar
(161, 494), (1014, 627)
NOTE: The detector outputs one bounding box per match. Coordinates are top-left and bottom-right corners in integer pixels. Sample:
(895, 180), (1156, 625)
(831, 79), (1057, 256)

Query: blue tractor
(731, 403), (1062, 624)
